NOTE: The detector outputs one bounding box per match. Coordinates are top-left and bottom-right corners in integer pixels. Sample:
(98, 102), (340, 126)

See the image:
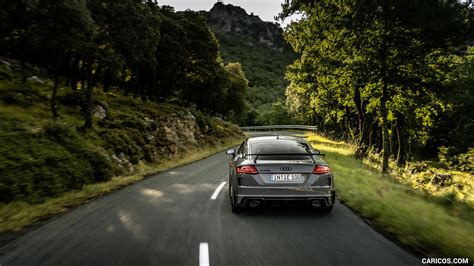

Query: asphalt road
(0, 132), (421, 266)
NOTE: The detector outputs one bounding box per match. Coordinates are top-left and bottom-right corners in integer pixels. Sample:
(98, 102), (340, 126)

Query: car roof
(247, 135), (306, 143)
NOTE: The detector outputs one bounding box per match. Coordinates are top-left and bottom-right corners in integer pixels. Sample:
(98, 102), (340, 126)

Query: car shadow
(234, 204), (334, 219)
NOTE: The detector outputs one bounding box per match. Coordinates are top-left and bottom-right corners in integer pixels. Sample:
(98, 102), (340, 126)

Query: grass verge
(0, 137), (242, 234)
(306, 133), (474, 259)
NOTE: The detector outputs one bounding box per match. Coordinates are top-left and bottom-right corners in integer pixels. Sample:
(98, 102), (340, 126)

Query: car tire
(318, 204), (333, 213)
(231, 203), (244, 213)
(230, 186), (244, 213)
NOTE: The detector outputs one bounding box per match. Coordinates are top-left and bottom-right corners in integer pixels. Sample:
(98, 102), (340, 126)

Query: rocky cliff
(206, 2), (289, 51)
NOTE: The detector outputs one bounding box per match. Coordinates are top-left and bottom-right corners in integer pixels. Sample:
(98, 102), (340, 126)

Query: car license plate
(271, 174), (303, 182)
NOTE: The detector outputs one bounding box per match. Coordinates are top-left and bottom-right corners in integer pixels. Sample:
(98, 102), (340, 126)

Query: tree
(281, 0), (473, 174)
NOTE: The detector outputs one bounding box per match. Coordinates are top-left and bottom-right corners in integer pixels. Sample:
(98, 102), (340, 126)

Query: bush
(85, 148), (114, 181)
(0, 65), (13, 81)
(44, 122), (114, 181)
(438, 147), (474, 174)
(0, 132), (93, 202)
(0, 121), (119, 202)
(190, 108), (213, 132)
(100, 129), (143, 164)
(57, 91), (84, 107)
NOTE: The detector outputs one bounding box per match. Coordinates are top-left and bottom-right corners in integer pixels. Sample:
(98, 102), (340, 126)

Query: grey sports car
(226, 135), (335, 213)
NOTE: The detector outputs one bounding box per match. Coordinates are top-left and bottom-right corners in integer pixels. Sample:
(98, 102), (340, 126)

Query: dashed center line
(210, 181), (226, 200)
(199, 242), (209, 266)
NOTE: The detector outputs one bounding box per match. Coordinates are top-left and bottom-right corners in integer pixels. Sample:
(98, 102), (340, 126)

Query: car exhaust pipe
(249, 200), (261, 208)
(311, 199), (322, 207)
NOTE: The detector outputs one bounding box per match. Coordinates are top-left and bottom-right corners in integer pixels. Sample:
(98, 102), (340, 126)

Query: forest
(280, 0), (474, 173)
(0, 0), (249, 127)
(0, 0), (249, 204)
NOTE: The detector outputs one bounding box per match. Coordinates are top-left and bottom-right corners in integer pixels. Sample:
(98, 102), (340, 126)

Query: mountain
(205, 2), (297, 125)
(206, 2), (288, 51)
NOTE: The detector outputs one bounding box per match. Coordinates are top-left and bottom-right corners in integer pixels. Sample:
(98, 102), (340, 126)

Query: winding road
(0, 132), (421, 266)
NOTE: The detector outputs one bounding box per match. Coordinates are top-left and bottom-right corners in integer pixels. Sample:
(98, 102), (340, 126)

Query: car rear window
(248, 140), (313, 160)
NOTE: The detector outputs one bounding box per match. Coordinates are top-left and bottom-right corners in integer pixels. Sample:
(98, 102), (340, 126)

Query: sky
(157, 0), (300, 26)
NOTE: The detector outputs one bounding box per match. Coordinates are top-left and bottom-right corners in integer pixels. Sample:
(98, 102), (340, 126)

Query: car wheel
(318, 204), (333, 214)
(231, 203), (244, 213)
(230, 186), (244, 213)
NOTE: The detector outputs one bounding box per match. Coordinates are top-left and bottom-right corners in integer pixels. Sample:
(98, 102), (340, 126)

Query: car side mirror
(226, 149), (235, 157)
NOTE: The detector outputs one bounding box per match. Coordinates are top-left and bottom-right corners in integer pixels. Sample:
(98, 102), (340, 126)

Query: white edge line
(210, 181), (227, 200)
(199, 242), (210, 266)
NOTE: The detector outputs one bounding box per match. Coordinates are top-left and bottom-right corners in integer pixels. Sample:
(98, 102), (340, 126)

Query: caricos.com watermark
(422, 258), (470, 265)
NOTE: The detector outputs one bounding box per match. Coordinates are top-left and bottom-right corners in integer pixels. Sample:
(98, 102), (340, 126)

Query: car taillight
(313, 165), (331, 174)
(236, 165), (258, 174)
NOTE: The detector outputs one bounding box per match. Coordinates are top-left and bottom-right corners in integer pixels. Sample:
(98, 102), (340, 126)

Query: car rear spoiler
(244, 153), (325, 164)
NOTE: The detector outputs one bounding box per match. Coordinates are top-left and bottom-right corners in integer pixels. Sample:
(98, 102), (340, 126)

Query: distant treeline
(0, 0), (248, 127)
(281, 0), (474, 173)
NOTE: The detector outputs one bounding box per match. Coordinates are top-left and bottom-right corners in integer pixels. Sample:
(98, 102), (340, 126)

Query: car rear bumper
(235, 185), (335, 206)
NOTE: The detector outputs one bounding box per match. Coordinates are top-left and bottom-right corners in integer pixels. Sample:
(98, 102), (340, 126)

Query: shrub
(0, 132), (93, 202)
(57, 91), (84, 107)
(84, 148), (114, 181)
(0, 65), (13, 81)
(44, 122), (114, 181)
(438, 147), (474, 174)
(100, 129), (143, 164)
(190, 108), (213, 131)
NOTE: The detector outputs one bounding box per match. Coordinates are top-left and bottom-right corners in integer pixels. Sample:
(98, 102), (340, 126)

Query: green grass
(307, 133), (474, 259)
(0, 138), (242, 233)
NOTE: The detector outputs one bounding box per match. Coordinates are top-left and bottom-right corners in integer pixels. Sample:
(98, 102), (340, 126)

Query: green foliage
(0, 1), (249, 122)
(0, 64), (12, 81)
(282, 0), (474, 170)
(306, 133), (474, 259)
(100, 129), (143, 165)
(0, 78), (244, 203)
(438, 147), (474, 174)
(44, 122), (115, 180)
(190, 108), (213, 131)
(0, 118), (118, 203)
(209, 26), (296, 125)
(0, 131), (93, 203)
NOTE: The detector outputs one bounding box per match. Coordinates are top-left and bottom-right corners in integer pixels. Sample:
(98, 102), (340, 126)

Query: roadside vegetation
(282, 2), (474, 257)
(281, 1), (474, 174)
(307, 133), (474, 259)
(0, 73), (243, 232)
(0, 0), (247, 233)
(0, 137), (240, 233)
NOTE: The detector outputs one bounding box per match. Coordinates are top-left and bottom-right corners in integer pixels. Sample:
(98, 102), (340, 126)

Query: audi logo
(280, 167), (292, 171)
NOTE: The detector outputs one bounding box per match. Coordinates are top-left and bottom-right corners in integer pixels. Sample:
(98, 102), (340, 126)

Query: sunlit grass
(0, 138), (242, 233)
(306, 132), (474, 259)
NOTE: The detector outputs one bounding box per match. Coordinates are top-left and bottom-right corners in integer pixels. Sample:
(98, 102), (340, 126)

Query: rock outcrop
(206, 2), (289, 51)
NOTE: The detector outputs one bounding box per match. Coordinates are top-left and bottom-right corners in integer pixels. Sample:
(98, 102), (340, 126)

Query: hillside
(205, 2), (297, 125)
(0, 59), (243, 204)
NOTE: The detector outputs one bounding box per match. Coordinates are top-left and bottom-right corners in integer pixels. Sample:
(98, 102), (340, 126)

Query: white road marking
(199, 242), (210, 266)
(210, 181), (226, 200)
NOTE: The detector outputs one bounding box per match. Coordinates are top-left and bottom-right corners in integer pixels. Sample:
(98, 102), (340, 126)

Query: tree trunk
(80, 62), (86, 91)
(21, 61), (28, 83)
(82, 60), (93, 130)
(380, 80), (390, 174)
(354, 86), (370, 159)
(50, 72), (60, 119)
(396, 117), (408, 165)
(71, 57), (79, 91)
(103, 68), (111, 92)
(379, 0), (391, 175)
